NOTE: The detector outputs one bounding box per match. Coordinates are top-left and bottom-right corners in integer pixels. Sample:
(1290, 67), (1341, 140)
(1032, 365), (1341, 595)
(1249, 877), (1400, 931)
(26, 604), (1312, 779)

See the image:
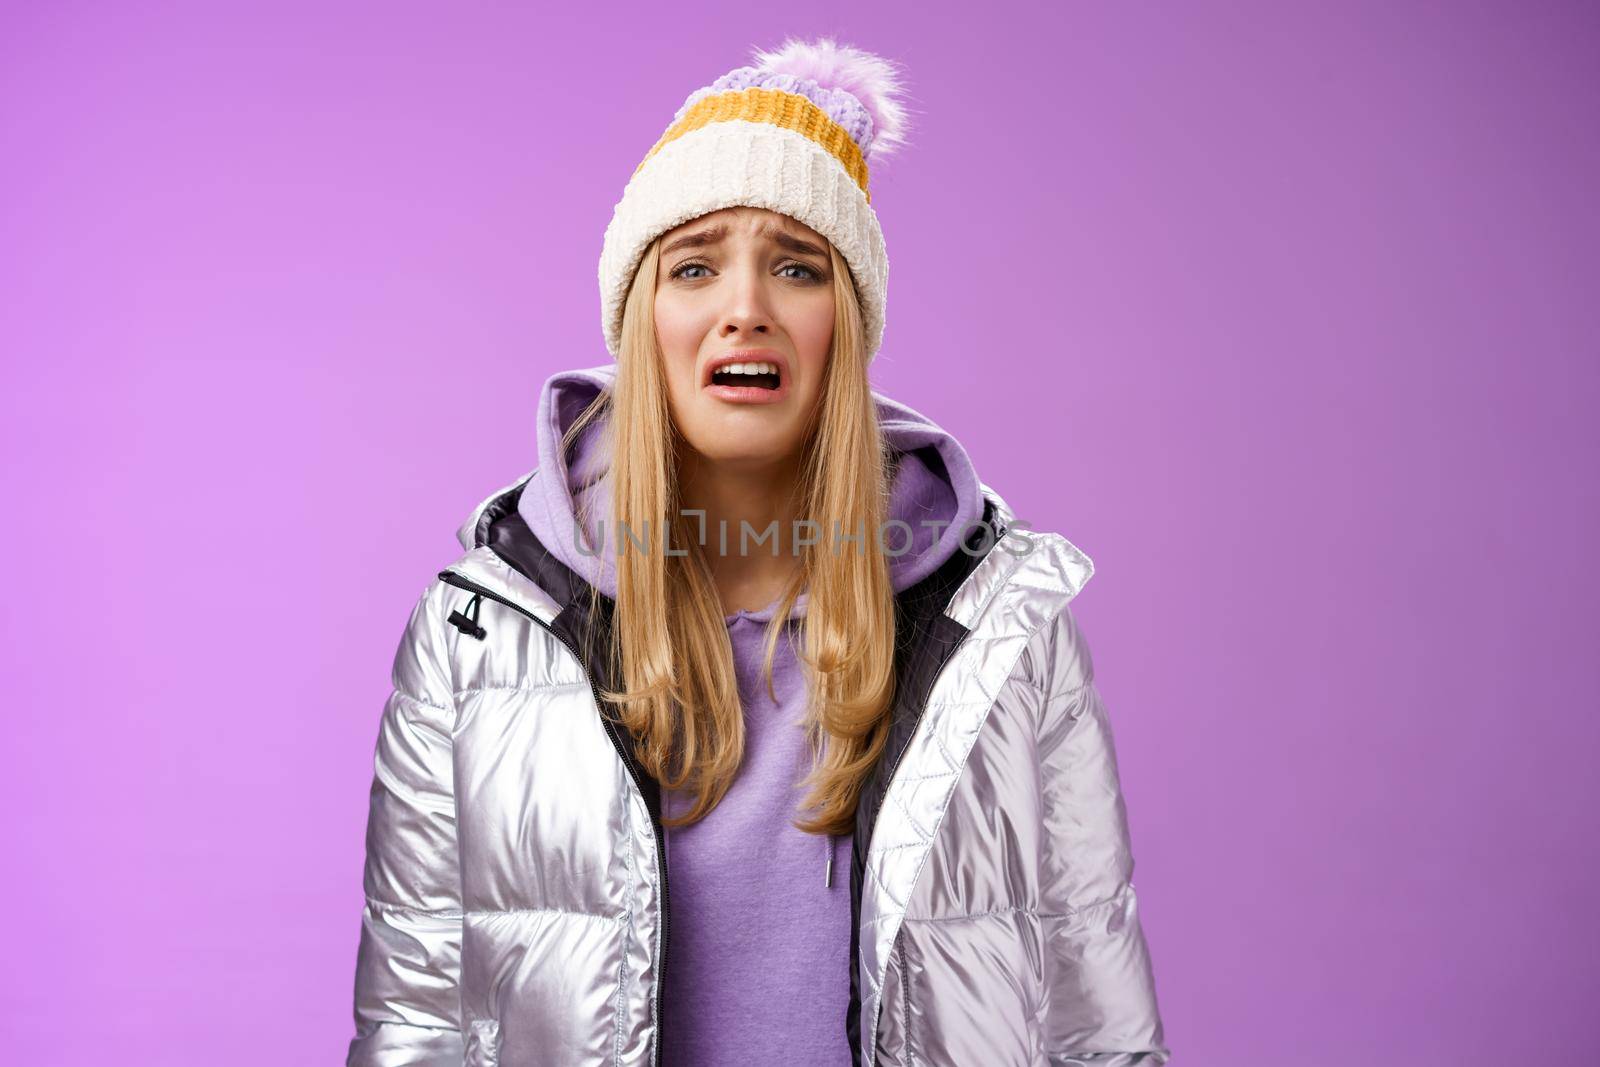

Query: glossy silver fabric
(346, 474), (1169, 1066)
(856, 500), (1166, 1066)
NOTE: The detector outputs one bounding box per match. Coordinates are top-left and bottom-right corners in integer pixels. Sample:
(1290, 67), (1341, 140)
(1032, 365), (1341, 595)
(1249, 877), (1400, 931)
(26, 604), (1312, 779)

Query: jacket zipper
(839, 623), (975, 1067)
(437, 569), (671, 1067)
(855, 524), (1006, 1066)
(870, 539), (1002, 866)
(879, 632), (968, 825)
(443, 516), (1004, 1066)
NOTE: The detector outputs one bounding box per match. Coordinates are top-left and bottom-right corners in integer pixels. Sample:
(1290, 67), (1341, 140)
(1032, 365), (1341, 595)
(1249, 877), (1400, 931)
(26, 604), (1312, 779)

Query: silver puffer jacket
(346, 471), (1170, 1067)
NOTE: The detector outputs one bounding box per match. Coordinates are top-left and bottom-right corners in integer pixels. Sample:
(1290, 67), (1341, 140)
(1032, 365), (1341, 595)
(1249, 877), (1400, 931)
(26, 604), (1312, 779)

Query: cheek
(653, 291), (697, 355)
(790, 291), (836, 373)
(653, 291), (706, 381)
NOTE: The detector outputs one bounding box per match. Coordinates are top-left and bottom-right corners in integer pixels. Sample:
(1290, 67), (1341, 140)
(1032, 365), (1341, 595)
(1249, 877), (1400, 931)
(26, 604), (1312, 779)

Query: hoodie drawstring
(824, 832), (835, 888)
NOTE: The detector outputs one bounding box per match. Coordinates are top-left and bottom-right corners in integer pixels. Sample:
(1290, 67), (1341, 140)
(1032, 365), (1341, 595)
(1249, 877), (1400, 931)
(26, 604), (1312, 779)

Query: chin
(684, 431), (801, 468)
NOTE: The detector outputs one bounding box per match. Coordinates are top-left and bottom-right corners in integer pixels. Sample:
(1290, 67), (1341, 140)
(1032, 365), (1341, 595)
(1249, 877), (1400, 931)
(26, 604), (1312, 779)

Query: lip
(702, 348), (791, 405)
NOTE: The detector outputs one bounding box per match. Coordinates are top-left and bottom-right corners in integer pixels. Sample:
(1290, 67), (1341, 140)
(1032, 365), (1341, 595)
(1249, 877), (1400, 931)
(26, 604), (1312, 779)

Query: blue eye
(668, 261), (823, 283)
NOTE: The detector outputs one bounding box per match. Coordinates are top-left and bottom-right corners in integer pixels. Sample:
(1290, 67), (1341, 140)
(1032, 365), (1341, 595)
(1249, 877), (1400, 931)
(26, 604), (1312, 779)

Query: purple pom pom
(673, 36), (911, 163)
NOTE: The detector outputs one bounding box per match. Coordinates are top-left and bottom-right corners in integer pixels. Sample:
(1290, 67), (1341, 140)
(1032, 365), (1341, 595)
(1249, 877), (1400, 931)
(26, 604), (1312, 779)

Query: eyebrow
(660, 222), (828, 261)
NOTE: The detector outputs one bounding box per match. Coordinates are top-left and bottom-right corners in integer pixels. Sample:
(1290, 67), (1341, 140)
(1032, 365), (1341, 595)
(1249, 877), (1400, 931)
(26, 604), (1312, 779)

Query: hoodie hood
(514, 363), (986, 615)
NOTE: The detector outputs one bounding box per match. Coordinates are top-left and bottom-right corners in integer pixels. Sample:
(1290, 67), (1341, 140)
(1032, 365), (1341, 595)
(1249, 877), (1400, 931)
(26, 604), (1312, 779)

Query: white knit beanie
(598, 37), (911, 362)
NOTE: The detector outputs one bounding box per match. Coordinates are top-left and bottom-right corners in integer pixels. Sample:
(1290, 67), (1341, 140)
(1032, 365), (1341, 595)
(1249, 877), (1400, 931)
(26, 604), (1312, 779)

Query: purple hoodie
(516, 364), (984, 1065)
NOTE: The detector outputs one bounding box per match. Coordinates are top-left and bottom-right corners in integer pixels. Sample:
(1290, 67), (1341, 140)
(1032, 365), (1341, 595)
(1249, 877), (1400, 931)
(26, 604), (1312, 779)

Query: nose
(716, 260), (774, 343)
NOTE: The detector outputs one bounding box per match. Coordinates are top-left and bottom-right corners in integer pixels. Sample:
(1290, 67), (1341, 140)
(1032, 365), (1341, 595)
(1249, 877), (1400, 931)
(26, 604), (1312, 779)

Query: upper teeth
(718, 362), (778, 376)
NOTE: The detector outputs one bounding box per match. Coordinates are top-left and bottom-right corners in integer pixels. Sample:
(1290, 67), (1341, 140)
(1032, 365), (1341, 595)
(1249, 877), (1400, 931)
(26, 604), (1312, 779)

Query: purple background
(3, 3), (1595, 1064)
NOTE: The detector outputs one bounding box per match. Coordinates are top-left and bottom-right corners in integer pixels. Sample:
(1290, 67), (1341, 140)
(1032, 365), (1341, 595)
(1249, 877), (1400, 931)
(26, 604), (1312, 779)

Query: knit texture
(597, 39), (907, 362)
(675, 73), (879, 153)
(638, 87), (871, 195)
(599, 119), (887, 361)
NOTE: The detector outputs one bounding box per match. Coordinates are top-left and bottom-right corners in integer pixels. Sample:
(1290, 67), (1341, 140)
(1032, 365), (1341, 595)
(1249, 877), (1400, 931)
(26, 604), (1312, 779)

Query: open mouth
(709, 362), (782, 391)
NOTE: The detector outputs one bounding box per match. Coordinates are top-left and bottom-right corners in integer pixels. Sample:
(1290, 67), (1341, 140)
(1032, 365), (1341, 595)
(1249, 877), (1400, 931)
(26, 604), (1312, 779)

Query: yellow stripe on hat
(633, 86), (872, 203)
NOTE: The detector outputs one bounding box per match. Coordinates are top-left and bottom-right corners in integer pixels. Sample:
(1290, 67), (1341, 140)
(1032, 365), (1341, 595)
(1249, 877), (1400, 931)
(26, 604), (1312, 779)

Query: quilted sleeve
(1035, 605), (1171, 1066)
(346, 580), (466, 1067)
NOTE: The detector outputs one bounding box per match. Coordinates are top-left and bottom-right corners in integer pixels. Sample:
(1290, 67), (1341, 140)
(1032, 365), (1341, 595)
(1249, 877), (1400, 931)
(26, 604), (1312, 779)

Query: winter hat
(597, 37), (910, 362)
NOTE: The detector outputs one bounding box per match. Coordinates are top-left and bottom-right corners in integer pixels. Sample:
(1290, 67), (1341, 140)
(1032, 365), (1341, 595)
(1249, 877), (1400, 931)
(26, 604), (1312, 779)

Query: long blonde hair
(563, 234), (898, 835)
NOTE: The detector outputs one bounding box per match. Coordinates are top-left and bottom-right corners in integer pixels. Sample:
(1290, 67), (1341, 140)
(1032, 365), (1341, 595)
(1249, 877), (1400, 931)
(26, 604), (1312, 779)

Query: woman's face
(654, 206), (835, 471)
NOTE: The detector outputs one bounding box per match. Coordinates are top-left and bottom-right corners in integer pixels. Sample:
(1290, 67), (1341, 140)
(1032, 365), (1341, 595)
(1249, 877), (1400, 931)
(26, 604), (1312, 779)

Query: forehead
(661, 206), (824, 244)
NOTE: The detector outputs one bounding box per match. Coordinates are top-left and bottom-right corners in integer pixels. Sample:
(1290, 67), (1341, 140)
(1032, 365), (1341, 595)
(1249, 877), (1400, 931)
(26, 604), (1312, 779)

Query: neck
(677, 451), (806, 611)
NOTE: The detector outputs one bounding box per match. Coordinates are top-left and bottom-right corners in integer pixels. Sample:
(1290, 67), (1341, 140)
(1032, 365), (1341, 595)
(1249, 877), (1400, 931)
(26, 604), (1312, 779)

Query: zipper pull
(448, 593), (487, 640)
